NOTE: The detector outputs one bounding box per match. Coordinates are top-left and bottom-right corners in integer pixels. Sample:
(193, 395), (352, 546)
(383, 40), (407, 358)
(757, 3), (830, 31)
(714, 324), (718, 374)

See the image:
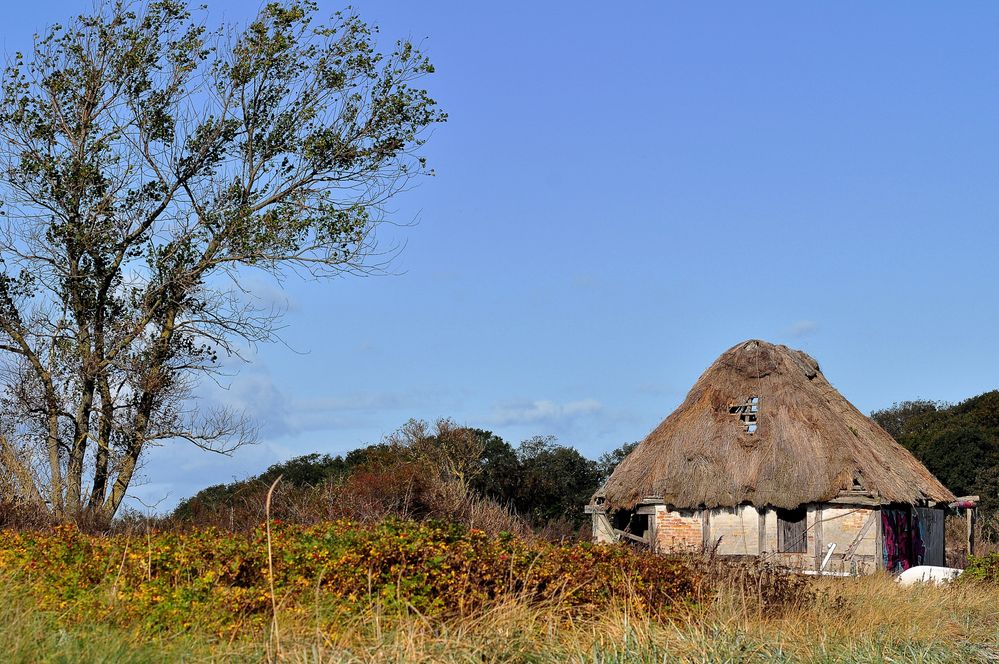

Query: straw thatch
(599, 340), (954, 511)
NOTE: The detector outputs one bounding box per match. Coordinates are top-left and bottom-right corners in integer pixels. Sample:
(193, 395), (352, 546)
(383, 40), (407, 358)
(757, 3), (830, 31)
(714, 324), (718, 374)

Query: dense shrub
(0, 500), (57, 530)
(171, 420), (640, 534)
(962, 553), (999, 583)
(704, 559), (816, 616)
(0, 521), (705, 634)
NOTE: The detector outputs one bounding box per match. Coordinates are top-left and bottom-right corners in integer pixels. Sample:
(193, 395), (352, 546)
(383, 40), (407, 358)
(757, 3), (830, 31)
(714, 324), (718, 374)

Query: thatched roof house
(589, 340), (956, 573)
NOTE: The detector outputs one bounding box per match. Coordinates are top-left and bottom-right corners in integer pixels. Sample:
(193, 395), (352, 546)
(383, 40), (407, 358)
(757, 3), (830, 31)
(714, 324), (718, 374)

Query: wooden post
(701, 509), (712, 553)
(875, 508), (884, 570)
(967, 508), (976, 558)
(758, 507), (766, 555)
(813, 506), (824, 572)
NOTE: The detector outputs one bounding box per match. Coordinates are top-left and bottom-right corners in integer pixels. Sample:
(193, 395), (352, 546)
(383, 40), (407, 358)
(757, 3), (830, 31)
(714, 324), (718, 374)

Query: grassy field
(1, 522), (998, 663)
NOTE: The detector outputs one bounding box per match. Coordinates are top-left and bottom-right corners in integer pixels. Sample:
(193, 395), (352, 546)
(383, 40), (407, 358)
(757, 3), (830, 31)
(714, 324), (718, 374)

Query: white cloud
(198, 367), (456, 439)
(787, 320), (819, 338)
(489, 398), (604, 427)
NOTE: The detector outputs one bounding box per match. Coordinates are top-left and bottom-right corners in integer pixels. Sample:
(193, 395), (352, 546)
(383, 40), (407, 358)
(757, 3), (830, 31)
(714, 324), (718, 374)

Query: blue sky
(7, 2), (999, 510)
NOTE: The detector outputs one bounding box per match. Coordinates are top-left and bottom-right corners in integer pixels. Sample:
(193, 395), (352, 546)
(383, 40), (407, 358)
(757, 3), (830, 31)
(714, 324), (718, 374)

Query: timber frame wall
(589, 500), (948, 574)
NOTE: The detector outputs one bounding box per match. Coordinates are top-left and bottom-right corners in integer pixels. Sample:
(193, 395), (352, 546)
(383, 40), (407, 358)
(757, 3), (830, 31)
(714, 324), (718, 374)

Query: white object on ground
(896, 565), (963, 586)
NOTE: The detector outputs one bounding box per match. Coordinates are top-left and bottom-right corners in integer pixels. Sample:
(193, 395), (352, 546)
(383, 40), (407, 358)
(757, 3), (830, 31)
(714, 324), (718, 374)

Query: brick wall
(654, 507), (702, 553)
(604, 502), (882, 575)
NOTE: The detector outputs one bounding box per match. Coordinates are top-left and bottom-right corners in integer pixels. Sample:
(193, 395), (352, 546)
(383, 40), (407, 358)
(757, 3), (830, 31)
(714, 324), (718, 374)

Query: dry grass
(271, 575), (999, 663)
(2, 566), (997, 663)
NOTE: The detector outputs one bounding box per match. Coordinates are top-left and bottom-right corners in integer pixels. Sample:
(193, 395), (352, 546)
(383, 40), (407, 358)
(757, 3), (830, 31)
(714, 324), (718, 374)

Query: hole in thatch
(729, 396), (760, 434)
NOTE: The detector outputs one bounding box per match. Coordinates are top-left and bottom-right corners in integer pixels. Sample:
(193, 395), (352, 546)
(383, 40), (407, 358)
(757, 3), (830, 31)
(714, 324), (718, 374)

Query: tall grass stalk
(267, 474), (284, 662)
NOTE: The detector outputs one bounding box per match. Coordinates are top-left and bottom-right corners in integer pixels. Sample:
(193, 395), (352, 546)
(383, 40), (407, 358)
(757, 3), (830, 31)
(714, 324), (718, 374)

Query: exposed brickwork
(654, 508), (702, 553)
(594, 503), (882, 575)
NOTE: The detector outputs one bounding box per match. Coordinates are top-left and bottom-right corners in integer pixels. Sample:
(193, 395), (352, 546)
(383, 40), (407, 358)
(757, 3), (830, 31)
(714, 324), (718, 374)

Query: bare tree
(0, 0), (445, 521)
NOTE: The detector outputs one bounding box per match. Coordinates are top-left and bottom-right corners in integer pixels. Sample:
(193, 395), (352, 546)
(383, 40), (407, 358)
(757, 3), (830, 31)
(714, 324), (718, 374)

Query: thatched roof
(599, 340), (954, 510)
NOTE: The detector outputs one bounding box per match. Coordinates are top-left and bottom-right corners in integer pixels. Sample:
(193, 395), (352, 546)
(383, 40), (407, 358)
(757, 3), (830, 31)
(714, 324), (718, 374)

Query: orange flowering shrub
(0, 521), (704, 634)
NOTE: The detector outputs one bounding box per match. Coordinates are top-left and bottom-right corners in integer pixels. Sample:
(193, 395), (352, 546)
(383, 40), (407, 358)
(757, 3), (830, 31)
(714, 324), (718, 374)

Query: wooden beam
(843, 511), (876, 560)
(967, 508), (976, 558)
(875, 508), (884, 571)
(614, 529), (648, 545)
(826, 494), (884, 507)
(758, 508), (766, 555)
(647, 507), (658, 553)
(813, 506), (824, 572)
(702, 509), (712, 553)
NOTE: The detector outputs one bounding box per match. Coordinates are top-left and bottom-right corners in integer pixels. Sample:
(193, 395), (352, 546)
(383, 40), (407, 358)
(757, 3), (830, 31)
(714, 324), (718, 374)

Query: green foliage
(469, 429), (520, 503)
(174, 423), (631, 529)
(870, 399), (943, 439)
(871, 392), (999, 516)
(961, 553), (999, 583)
(0, 522), (703, 634)
(0, 0), (445, 521)
(172, 452), (352, 519)
(597, 441), (639, 483)
(514, 436), (602, 524)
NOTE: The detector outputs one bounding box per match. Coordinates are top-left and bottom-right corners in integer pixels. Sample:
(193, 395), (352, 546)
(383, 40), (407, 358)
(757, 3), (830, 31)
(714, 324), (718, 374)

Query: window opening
(777, 507), (807, 553)
(611, 508), (649, 545)
(729, 396), (759, 433)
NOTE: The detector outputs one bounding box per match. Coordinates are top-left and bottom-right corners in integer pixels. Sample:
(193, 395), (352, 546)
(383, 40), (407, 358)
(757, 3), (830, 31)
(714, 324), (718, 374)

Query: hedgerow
(0, 520), (704, 634)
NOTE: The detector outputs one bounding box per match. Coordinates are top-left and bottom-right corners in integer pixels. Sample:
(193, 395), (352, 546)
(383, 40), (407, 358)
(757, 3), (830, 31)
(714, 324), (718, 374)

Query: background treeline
(171, 389), (999, 540)
(871, 390), (999, 539)
(172, 419), (636, 537)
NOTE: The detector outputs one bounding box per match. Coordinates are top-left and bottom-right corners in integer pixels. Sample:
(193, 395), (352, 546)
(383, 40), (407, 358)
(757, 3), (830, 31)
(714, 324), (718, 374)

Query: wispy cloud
(787, 320), (819, 338)
(198, 368), (450, 439)
(489, 398), (604, 427)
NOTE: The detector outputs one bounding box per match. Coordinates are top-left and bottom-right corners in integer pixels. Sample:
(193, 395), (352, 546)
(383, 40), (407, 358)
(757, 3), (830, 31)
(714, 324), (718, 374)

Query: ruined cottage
(588, 340), (955, 574)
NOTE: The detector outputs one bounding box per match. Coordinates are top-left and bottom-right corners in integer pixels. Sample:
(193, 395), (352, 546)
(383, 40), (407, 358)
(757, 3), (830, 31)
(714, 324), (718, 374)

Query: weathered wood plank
(758, 508), (766, 554)
(875, 509), (884, 570)
(843, 511), (876, 560)
(814, 507), (824, 571)
(613, 529), (649, 545)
